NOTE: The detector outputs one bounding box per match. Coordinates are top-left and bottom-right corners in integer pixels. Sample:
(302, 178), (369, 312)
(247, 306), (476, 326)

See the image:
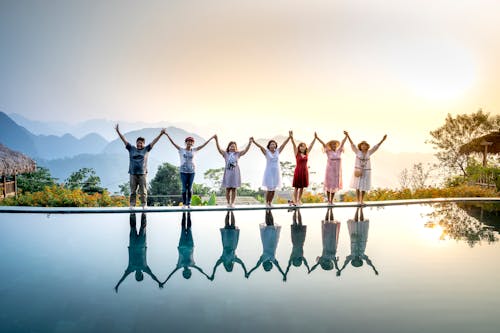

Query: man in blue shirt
(115, 124), (164, 207)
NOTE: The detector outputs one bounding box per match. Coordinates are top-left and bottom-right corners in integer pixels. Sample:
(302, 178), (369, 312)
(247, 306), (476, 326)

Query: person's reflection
(115, 213), (162, 292)
(247, 210), (286, 280)
(284, 209), (310, 280)
(162, 212), (210, 285)
(338, 207), (378, 275)
(209, 211), (248, 280)
(309, 207), (341, 275)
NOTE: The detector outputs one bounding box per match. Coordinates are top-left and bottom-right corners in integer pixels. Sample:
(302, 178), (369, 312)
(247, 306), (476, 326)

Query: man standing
(115, 124), (164, 207)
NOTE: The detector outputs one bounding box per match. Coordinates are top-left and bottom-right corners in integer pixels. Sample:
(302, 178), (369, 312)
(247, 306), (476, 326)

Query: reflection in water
(309, 208), (340, 275)
(210, 211), (248, 280)
(162, 212), (210, 285)
(115, 213), (162, 292)
(284, 209), (310, 280)
(339, 207), (379, 276)
(425, 203), (499, 247)
(247, 210), (286, 280)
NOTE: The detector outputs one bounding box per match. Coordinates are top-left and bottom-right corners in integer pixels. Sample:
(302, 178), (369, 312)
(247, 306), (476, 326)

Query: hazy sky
(1, 0), (500, 152)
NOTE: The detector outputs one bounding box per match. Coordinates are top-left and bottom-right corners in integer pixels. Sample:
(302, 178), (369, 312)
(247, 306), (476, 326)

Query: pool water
(0, 202), (499, 333)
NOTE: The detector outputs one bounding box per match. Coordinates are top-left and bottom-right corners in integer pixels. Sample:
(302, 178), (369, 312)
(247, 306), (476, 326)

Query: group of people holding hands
(115, 124), (387, 208)
(114, 207), (377, 291)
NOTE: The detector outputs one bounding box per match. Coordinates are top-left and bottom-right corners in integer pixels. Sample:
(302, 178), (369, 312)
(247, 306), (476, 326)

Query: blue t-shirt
(126, 143), (152, 175)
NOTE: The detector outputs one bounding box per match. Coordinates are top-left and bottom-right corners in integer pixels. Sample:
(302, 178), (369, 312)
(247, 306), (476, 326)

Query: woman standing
(290, 131), (316, 205)
(214, 135), (252, 207)
(251, 132), (292, 207)
(164, 132), (215, 207)
(315, 132), (348, 205)
(345, 131), (387, 204)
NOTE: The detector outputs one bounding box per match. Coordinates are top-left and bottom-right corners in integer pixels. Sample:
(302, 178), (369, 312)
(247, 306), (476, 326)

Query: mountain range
(1, 111), (437, 192)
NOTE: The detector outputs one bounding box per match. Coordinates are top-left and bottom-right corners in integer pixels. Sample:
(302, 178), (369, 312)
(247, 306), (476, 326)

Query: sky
(1, 0), (500, 153)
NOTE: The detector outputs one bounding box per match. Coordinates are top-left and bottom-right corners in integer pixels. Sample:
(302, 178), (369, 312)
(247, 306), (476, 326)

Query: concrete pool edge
(0, 197), (499, 214)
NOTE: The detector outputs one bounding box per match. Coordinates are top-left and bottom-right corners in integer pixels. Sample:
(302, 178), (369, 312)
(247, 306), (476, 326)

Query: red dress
(293, 153), (309, 188)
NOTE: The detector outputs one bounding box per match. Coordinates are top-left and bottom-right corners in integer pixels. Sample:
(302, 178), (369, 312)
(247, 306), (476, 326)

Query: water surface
(0, 202), (499, 333)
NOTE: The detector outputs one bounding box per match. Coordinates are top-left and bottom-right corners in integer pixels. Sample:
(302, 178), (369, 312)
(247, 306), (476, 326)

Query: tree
(428, 110), (500, 177)
(148, 163), (182, 206)
(280, 161), (295, 189)
(410, 163), (432, 189)
(118, 181), (130, 197)
(399, 168), (411, 189)
(204, 167), (224, 194)
(192, 183), (211, 196)
(65, 167), (104, 194)
(17, 167), (56, 193)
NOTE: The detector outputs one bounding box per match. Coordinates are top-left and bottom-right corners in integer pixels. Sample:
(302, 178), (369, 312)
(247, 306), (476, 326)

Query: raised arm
(369, 134), (387, 154)
(290, 131), (298, 155)
(149, 128), (166, 149)
(344, 131), (358, 153)
(194, 135), (215, 151)
(144, 266), (163, 288)
(246, 257), (263, 278)
(308, 261), (320, 274)
(114, 269), (133, 292)
(337, 255), (353, 276)
(209, 259), (223, 280)
(235, 257), (248, 276)
(164, 132), (181, 150)
(315, 132), (326, 149)
(364, 255), (379, 275)
(251, 137), (266, 155)
(303, 257), (311, 273)
(278, 131), (292, 153)
(339, 134), (348, 150)
(161, 266), (181, 285)
(273, 259), (287, 281)
(308, 135), (316, 153)
(115, 124), (129, 146)
(214, 135), (224, 156)
(239, 138), (253, 157)
(193, 265), (211, 279)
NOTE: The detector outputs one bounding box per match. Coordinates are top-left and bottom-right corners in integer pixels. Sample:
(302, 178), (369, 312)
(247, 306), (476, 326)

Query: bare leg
(293, 188), (298, 205)
(361, 191), (366, 205)
(230, 188), (237, 206)
(297, 188), (304, 205)
(356, 189), (362, 204)
(267, 191), (275, 206)
(225, 189), (231, 206)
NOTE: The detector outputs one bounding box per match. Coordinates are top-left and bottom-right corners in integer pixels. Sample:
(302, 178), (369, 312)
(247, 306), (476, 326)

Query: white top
(262, 148), (282, 190)
(179, 148), (198, 173)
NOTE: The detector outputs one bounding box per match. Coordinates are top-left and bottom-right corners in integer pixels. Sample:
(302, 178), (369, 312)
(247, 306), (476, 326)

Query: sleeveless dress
(222, 151), (241, 188)
(262, 149), (282, 191)
(292, 153), (309, 188)
(324, 149), (343, 192)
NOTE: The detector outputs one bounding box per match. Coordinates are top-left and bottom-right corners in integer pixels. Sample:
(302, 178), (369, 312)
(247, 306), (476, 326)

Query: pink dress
(324, 149), (343, 193)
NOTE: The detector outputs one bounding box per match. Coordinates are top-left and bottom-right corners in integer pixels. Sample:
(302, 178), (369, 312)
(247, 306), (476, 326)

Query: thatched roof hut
(459, 131), (500, 166)
(0, 143), (36, 176)
(459, 131), (500, 155)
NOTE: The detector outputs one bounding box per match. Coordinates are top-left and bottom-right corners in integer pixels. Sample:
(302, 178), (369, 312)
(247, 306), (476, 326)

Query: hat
(185, 136), (195, 142)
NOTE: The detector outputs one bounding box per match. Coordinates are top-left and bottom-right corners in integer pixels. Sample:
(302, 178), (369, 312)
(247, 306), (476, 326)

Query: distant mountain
(0, 111), (38, 156)
(33, 132), (109, 159)
(9, 113), (70, 136)
(0, 112), (108, 159)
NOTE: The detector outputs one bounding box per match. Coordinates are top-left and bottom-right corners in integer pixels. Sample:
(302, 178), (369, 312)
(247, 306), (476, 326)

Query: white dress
(347, 219), (370, 257)
(262, 148), (282, 191)
(349, 143), (381, 191)
(259, 223), (281, 262)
